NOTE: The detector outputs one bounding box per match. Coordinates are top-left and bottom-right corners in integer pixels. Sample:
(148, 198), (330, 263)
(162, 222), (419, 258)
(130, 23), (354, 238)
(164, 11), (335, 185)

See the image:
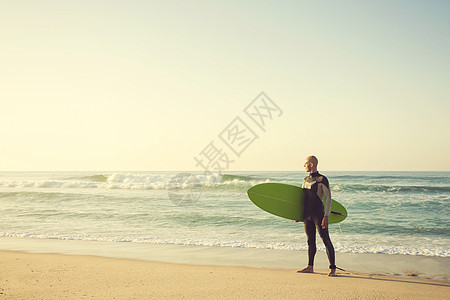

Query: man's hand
(321, 216), (329, 229)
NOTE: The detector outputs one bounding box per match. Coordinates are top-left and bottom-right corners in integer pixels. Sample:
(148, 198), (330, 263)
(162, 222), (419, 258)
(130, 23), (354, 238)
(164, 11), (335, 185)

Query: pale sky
(1, 0), (449, 171)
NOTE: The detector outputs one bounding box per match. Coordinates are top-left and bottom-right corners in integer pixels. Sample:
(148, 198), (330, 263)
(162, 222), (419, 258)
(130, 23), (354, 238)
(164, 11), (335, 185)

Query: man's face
(304, 158), (312, 173)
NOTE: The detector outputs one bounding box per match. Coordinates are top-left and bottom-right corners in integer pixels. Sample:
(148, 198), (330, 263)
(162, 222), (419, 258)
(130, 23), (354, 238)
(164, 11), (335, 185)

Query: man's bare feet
(297, 265), (314, 273)
(328, 269), (336, 277)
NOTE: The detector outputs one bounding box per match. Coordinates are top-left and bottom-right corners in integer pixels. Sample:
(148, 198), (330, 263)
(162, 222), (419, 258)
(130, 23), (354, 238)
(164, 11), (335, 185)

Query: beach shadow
(334, 273), (450, 288)
(297, 271), (449, 287)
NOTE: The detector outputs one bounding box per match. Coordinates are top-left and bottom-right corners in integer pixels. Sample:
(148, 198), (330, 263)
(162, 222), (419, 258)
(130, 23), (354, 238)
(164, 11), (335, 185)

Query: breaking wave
(0, 173), (270, 191)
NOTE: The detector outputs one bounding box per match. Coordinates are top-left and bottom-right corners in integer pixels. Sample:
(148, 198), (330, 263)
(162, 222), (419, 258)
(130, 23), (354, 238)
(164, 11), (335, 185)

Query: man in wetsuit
(296, 155), (336, 276)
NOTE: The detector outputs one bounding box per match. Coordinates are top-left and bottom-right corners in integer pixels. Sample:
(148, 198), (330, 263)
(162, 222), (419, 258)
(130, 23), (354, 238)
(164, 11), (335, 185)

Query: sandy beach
(1, 250), (448, 300)
(2, 0), (450, 297)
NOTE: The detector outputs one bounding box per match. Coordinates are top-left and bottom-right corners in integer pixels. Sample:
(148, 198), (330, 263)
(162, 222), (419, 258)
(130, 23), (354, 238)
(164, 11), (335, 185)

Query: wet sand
(1, 250), (448, 299)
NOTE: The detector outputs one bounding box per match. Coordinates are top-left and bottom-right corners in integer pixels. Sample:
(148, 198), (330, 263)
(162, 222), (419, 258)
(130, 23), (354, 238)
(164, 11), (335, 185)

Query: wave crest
(0, 173), (270, 191)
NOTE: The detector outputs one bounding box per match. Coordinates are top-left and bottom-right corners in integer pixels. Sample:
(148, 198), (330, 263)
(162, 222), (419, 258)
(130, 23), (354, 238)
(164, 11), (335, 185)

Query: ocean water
(0, 171), (449, 258)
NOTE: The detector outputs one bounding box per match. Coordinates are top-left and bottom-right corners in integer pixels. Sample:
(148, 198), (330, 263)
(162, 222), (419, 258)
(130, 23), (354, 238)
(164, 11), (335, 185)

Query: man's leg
(298, 217), (316, 273)
(316, 217), (336, 276)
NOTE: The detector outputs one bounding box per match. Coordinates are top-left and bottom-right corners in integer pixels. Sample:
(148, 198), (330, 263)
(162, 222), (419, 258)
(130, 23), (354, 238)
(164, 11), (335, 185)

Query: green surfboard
(247, 183), (347, 224)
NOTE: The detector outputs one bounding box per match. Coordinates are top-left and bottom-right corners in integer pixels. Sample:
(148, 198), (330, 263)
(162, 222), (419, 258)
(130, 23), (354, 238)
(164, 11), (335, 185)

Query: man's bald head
(304, 156), (318, 173)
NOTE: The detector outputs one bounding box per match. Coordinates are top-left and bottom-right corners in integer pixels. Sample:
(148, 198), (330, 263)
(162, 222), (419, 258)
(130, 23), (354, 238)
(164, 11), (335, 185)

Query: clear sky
(1, 0), (449, 171)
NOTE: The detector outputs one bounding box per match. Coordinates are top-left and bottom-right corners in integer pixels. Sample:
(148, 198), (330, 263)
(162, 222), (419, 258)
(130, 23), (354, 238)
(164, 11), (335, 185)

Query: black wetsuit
(302, 172), (336, 270)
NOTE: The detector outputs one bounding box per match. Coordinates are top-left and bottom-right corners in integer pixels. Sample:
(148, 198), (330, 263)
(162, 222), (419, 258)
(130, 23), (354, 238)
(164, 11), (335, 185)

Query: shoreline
(1, 250), (449, 299)
(1, 237), (449, 282)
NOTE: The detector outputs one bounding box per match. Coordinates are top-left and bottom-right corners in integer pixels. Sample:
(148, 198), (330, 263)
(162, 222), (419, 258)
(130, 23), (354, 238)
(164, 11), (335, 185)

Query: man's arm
(321, 177), (332, 229)
(322, 183), (332, 217)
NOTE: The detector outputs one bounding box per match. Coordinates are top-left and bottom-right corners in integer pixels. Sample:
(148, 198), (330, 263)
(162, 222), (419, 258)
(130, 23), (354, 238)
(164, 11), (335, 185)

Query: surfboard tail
(330, 211), (346, 217)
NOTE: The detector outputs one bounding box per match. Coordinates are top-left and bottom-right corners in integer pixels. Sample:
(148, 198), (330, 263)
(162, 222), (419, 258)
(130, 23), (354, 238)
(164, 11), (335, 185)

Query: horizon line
(0, 170), (449, 173)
